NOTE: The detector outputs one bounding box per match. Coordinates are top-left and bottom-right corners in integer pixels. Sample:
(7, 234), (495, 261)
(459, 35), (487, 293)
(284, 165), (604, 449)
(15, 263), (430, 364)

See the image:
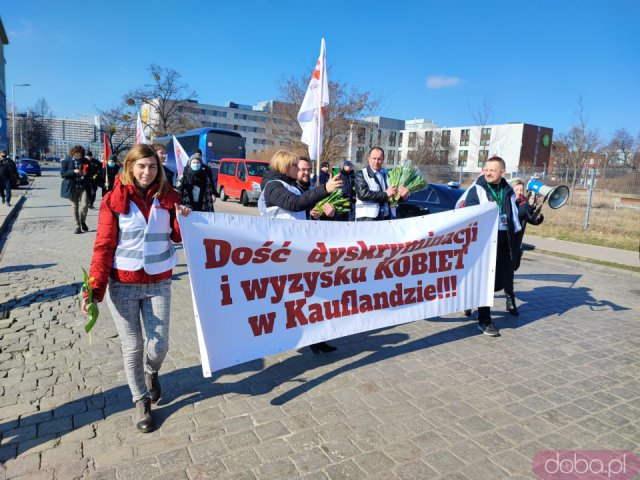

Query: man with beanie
(86, 151), (104, 209)
(339, 160), (356, 221)
(318, 161), (331, 186)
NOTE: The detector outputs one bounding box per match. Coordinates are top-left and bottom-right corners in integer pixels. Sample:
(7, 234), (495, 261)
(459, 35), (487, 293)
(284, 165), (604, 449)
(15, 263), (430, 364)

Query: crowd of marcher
(64, 143), (543, 433)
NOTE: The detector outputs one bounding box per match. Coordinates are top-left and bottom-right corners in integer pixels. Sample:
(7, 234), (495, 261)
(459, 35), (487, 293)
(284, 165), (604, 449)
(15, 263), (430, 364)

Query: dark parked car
(396, 182), (464, 218)
(10, 168), (29, 188)
(17, 159), (41, 176)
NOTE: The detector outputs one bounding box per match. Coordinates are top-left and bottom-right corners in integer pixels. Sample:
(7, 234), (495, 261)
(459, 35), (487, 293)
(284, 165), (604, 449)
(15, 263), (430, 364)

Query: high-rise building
(8, 113), (134, 159)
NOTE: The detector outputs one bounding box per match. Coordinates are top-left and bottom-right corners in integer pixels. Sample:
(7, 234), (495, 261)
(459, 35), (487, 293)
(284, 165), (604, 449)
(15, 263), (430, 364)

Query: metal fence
(417, 165), (640, 200)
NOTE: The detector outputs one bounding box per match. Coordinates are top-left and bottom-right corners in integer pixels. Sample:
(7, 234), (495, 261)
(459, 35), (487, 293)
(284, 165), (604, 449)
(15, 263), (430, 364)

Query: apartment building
(345, 119), (553, 174)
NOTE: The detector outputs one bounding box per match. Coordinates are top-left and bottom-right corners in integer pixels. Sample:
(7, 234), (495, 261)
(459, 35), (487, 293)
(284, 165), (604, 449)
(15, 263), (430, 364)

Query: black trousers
(479, 231), (514, 322)
(0, 178), (11, 203)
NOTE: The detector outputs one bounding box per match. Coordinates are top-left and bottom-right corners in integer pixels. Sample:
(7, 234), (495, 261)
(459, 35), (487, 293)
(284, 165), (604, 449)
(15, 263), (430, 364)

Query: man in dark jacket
(0, 150), (19, 206)
(318, 161), (331, 186)
(456, 156), (522, 337)
(355, 147), (408, 221)
(60, 145), (92, 234)
(86, 151), (104, 209)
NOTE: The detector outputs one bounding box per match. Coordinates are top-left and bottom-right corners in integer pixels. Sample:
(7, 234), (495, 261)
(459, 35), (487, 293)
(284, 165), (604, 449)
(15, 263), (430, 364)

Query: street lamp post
(12, 83), (31, 160)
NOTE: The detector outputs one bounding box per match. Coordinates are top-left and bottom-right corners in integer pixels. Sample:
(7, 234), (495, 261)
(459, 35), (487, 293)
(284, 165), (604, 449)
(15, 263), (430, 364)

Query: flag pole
(316, 39), (324, 184)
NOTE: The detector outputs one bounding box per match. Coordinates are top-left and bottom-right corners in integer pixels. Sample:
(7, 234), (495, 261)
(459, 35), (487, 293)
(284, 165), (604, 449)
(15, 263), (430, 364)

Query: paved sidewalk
(524, 234), (639, 270)
(0, 168), (639, 479)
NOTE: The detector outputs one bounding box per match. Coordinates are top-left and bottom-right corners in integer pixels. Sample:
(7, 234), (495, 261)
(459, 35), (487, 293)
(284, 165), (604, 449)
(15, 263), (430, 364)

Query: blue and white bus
(155, 128), (246, 182)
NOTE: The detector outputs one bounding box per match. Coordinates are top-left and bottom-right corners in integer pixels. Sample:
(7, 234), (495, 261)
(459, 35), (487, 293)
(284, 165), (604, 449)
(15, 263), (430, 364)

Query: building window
(389, 131), (397, 147)
(441, 130), (450, 147)
(425, 131), (433, 144)
(357, 127), (365, 144)
(439, 150), (449, 164)
(397, 150), (402, 163)
(460, 129), (470, 146)
(408, 132), (417, 148)
(389, 150), (396, 163)
(480, 127), (491, 146)
(377, 129), (382, 144)
(478, 149), (489, 167)
(458, 150), (468, 166)
(356, 147), (365, 163)
(398, 132), (403, 147)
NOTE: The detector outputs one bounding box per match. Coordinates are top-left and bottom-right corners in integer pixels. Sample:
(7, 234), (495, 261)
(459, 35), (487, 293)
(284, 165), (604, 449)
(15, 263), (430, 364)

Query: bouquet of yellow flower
(79, 267), (99, 333)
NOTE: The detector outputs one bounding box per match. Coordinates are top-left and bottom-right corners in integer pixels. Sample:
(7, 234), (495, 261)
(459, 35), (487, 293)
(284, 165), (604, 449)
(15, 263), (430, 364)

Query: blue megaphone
(527, 178), (570, 209)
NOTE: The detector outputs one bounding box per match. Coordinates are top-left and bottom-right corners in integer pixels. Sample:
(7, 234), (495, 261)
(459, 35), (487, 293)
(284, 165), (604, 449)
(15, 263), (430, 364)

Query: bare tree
(556, 96), (600, 202)
(469, 98), (493, 127)
(32, 97), (53, 118)
(408, 131), (454, 167)
(124, 64), (198, 139)
(271, 72), (380, 164)
(20, 99), (52, 158)
(608, 128), (635, 168)
(98, 104), (136, 155)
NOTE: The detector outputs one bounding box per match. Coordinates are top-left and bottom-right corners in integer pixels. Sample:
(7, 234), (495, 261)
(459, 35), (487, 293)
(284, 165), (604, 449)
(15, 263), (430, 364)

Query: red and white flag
(297, 38), (329, 161)
(136, 113), (148, 144)
(102, 132), (111, 169)
(173, 135), (190, 178)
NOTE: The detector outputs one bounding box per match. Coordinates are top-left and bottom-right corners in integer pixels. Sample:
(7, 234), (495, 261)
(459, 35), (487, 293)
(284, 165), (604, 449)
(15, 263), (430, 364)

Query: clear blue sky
(4, 0), (639, 141)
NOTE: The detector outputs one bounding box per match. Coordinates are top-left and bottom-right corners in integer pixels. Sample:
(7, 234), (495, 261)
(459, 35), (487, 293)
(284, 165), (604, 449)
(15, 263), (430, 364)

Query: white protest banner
(180, 203), (498, 376)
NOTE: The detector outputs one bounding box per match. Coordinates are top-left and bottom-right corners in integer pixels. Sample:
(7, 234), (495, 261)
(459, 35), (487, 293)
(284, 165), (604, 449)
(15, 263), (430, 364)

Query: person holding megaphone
(507, 178), (545, 314)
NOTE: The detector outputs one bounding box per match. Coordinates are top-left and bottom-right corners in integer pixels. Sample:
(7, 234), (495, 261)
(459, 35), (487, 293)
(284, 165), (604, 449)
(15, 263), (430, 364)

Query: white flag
(136, 113), (148, 145)
(173, 135), (190, 178)
(297, 38), (329, 161)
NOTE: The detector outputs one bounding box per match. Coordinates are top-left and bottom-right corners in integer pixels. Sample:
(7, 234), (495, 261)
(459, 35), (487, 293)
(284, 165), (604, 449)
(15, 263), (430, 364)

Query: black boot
(506, 296), (519, 316)
(310, 342), (337, 354)
(135, 398), (154, 433)
(145, 371), (161, 403)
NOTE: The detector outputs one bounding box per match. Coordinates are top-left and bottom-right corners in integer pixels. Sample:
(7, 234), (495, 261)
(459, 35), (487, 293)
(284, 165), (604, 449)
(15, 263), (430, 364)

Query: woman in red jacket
(82, 144), (191, 433)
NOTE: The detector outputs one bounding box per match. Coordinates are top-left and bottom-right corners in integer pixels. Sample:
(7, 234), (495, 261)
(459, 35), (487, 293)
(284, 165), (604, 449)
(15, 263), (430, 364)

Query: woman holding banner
(82, 144), (191, 433)
(258, 149), (343, 353)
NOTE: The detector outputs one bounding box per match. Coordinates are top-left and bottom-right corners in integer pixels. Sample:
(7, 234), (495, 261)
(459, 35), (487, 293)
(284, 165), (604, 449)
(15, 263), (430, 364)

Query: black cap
(108, 154), (117, 161)
(86, 151), (93, 157)
(321, 161), (330, 168)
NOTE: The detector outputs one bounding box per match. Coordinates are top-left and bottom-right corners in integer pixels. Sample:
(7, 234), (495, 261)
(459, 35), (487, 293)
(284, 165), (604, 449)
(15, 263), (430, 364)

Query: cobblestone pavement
(1, 167), (639, 479)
